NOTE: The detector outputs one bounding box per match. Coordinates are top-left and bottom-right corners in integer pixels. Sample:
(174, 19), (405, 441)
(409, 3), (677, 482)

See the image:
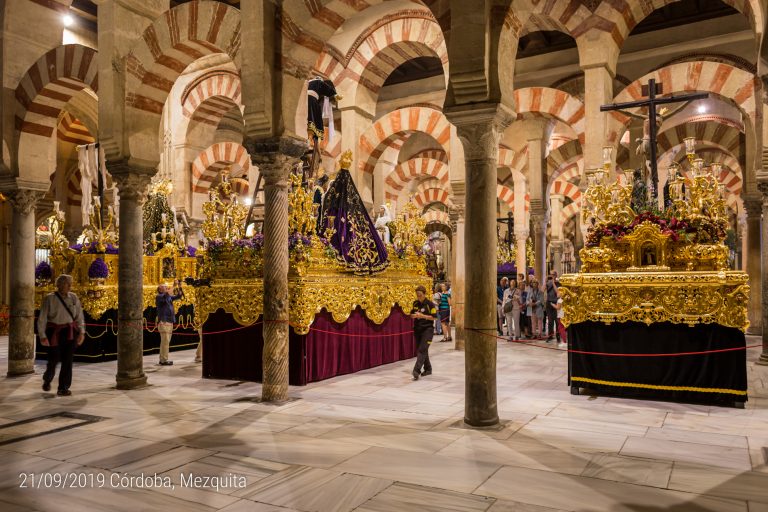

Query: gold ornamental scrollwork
(559, 271), (749, 332)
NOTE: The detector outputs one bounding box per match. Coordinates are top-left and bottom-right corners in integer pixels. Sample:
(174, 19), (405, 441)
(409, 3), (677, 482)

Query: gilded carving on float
(34, 190), (197, 319)
(194, 154), (430, 334)
(561, 142), (749, 332)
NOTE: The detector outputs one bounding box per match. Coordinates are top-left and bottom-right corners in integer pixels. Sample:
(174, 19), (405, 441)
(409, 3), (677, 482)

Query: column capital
(758, 182), (768, 206)
(531, 210), (549, 232)
(444, 103), (514, 162)
(8, 189), (45, 215)
(448, 204), (465, 223)
(743, 194), (763, 216)
(245, 136), (308, 162)
(112, 172), (152, 202)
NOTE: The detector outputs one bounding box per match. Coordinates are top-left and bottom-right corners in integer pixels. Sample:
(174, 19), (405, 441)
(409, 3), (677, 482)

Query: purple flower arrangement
(288, 232), (312, 252)
(87, 258), (110, 280)
(186, 246), (197, 257)
(35, 261), (53, 282)
(497, 262), (516, 274)
(70, 243), (119, 254)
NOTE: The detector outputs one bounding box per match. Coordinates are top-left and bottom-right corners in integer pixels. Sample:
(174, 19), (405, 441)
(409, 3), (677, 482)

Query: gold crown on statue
(151, 179), (173, 196)
(338, 150), (353, 171)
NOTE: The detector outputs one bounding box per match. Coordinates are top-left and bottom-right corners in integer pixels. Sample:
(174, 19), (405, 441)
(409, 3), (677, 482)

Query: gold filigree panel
(560, 271), (749, 332)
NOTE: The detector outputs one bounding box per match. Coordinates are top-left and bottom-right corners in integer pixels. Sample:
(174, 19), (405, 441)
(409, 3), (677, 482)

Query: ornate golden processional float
(34, 183), (198, 361)
(194, 151), (431, 385)
(559, 141), (750, 406)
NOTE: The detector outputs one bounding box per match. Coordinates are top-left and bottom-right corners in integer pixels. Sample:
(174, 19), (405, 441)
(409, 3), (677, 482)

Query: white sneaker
(558, 343), (567, 349)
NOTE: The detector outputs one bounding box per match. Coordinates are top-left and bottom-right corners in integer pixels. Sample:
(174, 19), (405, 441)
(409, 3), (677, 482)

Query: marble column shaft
(112, 170), (152, 390)
(448, 104), (513, 427)
(249, 137), (306, 401)
(449, 205), (466, 350)
(531, 212), (548, 282)
(7, 190), (44, 376)
(757, 184), (768, 365)
(744, 198), (763, 334)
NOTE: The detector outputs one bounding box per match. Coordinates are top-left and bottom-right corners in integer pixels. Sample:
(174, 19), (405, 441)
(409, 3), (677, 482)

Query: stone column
(515, 229), (529, 277)
(250, 137), (306, 401)
(111, 167), (152, 389)
(743, 197), (763, 334)
(513, 173), (529, 276)
(449, 203), (466, 350)
(6, 189), (44, 376)
(531, 212), (548, 282)
(757, 183), (768, 365)
(582, 64), (613, 170)
(550, 194), (564, 274)
(446, 104), (513, 427)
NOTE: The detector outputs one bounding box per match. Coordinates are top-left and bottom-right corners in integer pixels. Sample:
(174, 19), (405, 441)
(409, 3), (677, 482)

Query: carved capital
(113, 173), (152, 202)
(445, 103), (515, 162)
(758, 182), (768, 208)
(531, 211), (549, 233)
(8, 189), (45, 215)
(743, 195), (763, 217)
(448, 204), (465, 223)
(108, 158), (156, 203)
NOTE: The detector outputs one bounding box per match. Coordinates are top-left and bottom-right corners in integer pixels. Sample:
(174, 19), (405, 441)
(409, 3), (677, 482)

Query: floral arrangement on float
(579, 141), (731, 273)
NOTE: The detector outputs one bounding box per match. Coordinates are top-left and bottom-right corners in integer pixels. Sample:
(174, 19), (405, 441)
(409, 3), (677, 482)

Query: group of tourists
(497, 272), (566, 348)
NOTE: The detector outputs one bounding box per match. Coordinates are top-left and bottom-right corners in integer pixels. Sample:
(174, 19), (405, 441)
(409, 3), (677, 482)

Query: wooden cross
(600, 79), (708, 200)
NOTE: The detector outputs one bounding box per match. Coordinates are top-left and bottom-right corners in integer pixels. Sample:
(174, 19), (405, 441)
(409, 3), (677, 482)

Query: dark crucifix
(600, 78), (708, 200)
(497, 210), (514, 244)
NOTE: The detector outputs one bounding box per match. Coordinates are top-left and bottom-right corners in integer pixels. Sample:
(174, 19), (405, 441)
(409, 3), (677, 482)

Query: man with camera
(156, 279), (183, 366)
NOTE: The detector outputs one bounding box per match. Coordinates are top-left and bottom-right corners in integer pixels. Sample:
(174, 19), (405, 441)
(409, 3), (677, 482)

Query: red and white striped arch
(15, 44), (98, 181)
(384, 158), (449, 201)
(657, 119), (743, 159)
(182, 71), (242, 127)
(514, 87), (585, 143)
(610, 62), (756, 145)
(191, 142), (251, 194)
(422, 209), (451, 227)
(599, 0), (762, 48)
(317, 15), (448, 97)
(551, 180), (582, 204)
(404, 148), (448, 163)
(359, 106), (451, 175)
(547, 140), (582, 177)
(124, 1), (241, 164)
(498, 0), (761, 50)
(413, 181), (451, 209)
(497, 184), (530, 212)
(58, 112), (95, 146)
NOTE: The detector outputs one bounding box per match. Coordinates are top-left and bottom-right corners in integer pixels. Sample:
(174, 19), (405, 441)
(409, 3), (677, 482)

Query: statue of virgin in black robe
(317, 167), (389, 274)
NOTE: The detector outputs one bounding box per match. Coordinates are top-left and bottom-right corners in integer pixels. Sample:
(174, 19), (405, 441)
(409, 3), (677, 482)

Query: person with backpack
(432, 283), (443, 336)
(502, 279), (521, 340)
(37, 274), (85, 396)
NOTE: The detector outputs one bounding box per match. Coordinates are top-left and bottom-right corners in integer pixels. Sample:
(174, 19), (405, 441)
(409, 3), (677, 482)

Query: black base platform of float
(567, 320), (748, 406)
(34, 305), (198, 363)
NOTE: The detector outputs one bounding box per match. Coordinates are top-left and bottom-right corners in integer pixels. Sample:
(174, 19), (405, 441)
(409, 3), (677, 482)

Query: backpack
(503, 296), (514, 314)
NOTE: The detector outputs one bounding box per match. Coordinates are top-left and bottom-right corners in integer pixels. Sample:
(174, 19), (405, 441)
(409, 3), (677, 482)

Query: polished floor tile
(0, 335), (765, 511)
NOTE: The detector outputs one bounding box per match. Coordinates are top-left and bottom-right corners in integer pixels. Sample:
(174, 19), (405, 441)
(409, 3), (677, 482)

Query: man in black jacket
(545, 275), (559, 342)
(411, 285), (437, 381)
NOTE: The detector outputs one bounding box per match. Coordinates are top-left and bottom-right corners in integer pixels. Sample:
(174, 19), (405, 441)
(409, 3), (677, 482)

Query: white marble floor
(1, 334), (768, 512)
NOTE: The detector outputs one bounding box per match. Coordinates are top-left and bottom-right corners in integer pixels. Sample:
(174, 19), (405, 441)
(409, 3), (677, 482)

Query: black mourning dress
(307, 78), (338, 141)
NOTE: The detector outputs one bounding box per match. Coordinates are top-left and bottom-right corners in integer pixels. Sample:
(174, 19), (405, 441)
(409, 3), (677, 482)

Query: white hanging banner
(322, 96), (335, 146)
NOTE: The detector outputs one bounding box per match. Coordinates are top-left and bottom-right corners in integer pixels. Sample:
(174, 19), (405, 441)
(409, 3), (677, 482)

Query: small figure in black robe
(307, 77), (339, 141)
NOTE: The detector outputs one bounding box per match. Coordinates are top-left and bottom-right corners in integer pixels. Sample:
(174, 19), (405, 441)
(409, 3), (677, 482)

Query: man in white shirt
(37, 274), (85, 396)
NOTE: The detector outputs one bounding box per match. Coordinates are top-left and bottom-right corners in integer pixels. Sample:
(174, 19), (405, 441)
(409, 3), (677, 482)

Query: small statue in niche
(641, 243), (657, 266)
